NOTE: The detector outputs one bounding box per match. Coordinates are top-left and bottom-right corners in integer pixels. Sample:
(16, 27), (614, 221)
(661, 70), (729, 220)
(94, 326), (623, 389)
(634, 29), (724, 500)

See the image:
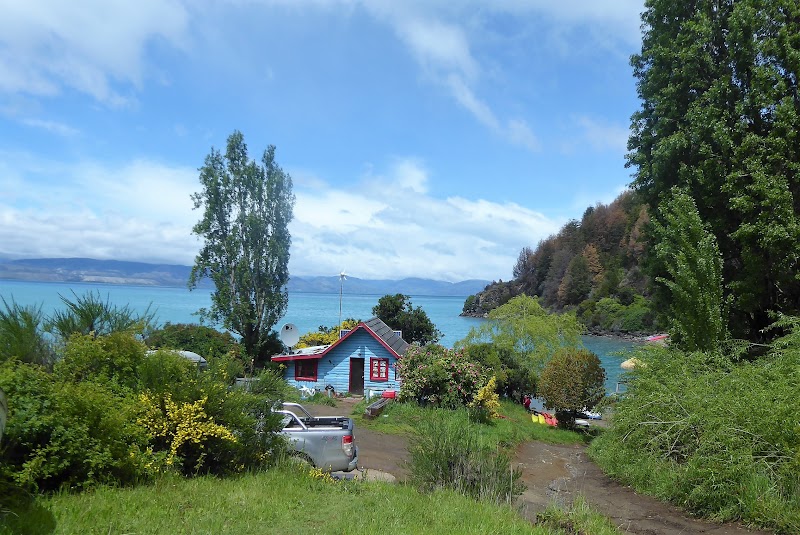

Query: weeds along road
(307, 400), (770, 535)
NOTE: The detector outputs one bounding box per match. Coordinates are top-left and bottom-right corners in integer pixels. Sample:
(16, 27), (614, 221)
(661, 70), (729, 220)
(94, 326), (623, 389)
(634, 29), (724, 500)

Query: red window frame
(295, 359), (318, 381)
(370, 358), (389, 381)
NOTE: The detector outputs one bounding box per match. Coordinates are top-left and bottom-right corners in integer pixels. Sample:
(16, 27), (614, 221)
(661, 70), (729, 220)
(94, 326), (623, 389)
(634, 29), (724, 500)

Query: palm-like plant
(0, 297), (54, 366)
(47, 290), (157, 341)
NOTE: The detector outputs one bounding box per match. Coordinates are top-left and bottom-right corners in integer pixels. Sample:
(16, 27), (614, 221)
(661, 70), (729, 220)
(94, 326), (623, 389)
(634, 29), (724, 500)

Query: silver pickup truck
(276, 402), (358, 473)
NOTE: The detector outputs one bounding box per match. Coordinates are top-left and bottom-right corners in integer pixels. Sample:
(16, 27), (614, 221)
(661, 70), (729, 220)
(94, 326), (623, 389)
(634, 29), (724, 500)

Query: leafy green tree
(651, 188), (729, 353)
(456, 295), (584, 376)
(189, 131), (295, 366)
(463, 343), (536, 401)
(537, 348), (605, 428)
(372, 294), (441, 345)
(628, 0), (800, 341)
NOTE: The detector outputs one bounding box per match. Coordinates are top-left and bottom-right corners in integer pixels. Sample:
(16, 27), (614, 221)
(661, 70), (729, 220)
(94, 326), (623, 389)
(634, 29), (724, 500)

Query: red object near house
(381, 391), (396, 399)
(542, 412), (558, 426)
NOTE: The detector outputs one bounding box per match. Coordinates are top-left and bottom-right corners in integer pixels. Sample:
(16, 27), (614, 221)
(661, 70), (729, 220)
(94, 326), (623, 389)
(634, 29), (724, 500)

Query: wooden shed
(272, 317), (409, 396)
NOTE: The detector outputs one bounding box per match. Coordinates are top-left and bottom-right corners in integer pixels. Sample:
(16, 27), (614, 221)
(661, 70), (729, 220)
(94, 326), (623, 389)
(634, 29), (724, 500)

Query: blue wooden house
(272, 317), (409, 396)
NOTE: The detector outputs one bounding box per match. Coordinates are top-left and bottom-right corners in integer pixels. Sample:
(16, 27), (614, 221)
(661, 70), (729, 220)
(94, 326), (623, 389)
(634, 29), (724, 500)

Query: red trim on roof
(271, 354), (322, 362)
(271, 322), (402, 363)
(317, 322), (402, 359)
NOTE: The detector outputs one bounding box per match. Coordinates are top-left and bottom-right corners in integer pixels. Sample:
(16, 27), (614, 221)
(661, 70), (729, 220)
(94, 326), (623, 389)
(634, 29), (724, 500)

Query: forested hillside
(463, 190), (658, 335)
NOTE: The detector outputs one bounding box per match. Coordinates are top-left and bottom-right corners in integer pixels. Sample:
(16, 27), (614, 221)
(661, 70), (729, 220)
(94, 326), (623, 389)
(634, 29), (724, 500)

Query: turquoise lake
(0, 279), (639, 392)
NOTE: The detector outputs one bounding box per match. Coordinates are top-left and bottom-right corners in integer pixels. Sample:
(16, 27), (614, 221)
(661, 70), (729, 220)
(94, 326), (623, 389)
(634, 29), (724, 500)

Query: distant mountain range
(0, 258), (490, 297)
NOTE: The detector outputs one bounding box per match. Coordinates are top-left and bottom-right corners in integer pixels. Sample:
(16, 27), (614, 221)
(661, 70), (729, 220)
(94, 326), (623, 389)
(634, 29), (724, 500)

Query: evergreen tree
(628, 0), (800, 340)
(652, 188), (728, 352)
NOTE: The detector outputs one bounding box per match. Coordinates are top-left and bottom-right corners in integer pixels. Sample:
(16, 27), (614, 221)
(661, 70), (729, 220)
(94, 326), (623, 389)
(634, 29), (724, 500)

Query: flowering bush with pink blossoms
(396, 344), (487, 409)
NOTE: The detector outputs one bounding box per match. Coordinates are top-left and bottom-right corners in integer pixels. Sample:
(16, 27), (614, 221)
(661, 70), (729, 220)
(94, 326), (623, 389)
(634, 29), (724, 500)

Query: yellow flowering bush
(468, 376), (501, 423)
(138, 392), (237, 473)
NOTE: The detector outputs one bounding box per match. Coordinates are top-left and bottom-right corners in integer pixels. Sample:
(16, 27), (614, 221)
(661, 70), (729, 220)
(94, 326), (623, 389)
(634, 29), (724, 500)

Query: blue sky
(0, 0), (644, 282)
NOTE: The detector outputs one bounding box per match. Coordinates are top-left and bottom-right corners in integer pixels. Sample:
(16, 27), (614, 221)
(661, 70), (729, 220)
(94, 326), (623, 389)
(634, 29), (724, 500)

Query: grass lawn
(4, 465), (621, 535)
(351, 397), (594, 447)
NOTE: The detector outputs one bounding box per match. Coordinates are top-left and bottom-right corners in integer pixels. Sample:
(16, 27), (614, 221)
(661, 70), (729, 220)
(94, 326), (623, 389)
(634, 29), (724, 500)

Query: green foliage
(138, 349), (202, 397)
(372, 294), (441, 345)
(590, 327), (800, 531)
(461, 294), (477, 314)
(628, 0), (800, 341)
(536, 496), (622, 535)
(54, 332), (146, 391)
(457, 295), (584, 376)
(482, 191), (651, 319)
(0, 329), (286, 493)
(189, 130), (295, 366)
(557, 254), (591, 306)
(0, 297), (53, 366)
(146, 322), (238, 360)
(0, 359), (149, 492)
(651, 188), (729, 352)
(35, 469), (553, 535)
(407, 410), (525, 504)
(47, 290), (156, 342)
(537, 348), (605, 428)
(395, 344), (486, 409)
(463, 343), (536, 401)
(579, 295), (655, 334)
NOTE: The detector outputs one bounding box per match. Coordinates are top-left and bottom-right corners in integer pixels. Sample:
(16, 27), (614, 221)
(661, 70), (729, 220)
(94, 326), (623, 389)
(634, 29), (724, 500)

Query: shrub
(146, 322), (239, 360)
(137, 392), (238, 474)
(590, 336), (800, 532)
(396, 345), (486, 409)
(0, 297), (54, 366)
(468, 376), (501, 423)
(138, 349), (201, 397)
(0, 360), (149, 492)
(580, 295), (656, 333)
(46, 290), (156, 342)
(136, 349), (284, 475)
(407, 411), (524, 504)
(537, 348), (605, 428)
(295, 319), (359, 348)
(464, 343), (536, 401)
(54, 332), (146, 391)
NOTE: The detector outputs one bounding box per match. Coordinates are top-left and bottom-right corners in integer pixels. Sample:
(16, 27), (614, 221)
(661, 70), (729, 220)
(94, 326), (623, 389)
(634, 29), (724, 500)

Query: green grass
(537, 495), (623, 535)
(352, 398), (590, 447)
(1, 464), (620, 535)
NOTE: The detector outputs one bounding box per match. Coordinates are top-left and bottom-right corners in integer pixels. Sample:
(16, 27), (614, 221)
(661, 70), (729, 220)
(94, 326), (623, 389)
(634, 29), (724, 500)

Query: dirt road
(307, 399), (770, 535)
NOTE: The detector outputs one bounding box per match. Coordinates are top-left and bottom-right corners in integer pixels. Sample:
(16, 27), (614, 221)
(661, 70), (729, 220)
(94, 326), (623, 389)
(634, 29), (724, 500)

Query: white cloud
(575, 116), (630, 153)
(289, 159), (563, 281)
(392, 16), (478, 81)
(0, 152), (199, 264)
(20, 118), (80, 137)
(0, 149), (566, 281)
(0, 0), (190, 105)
